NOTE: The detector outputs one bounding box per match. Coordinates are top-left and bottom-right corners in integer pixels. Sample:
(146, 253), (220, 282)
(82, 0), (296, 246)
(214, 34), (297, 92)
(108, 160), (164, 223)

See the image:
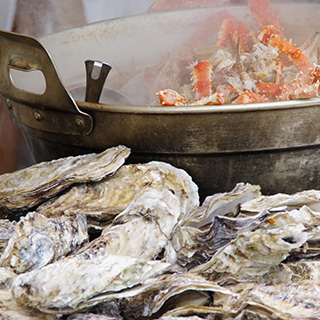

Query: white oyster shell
(241, 189), (320, 213)
(0, 212), (88, 273)
(0, 145), (130, 217)
(0, 267), (56, 319)
(160, 317), (204, 320)
(11, 187), (182, 311)
(82, 187), (183, 260)
(193, 226), (308, 281)
(67, 313), (122, 320)
(222, 280), (320, 319)
(168, 183), (263, 268)
(4, 151), (320, 320)
(75, 272), (234, 319)
(13, 253), (169, 311)
(0, 219), (16, 255)
(37, 161), (199, 230)
(183, 182), (261, 227)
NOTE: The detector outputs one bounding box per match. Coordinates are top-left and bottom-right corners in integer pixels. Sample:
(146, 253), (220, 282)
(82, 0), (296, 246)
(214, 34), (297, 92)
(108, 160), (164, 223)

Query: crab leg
(259, 26), (311, 73)
(256, 81), (289, 101)
(269, 37), (310, 72)
(192, 60), (213, 100)
(274, 58), (284, 85)
(237, 43), (256, 92)
(216, 18), (233, 48)
(310, 63), (320, 84)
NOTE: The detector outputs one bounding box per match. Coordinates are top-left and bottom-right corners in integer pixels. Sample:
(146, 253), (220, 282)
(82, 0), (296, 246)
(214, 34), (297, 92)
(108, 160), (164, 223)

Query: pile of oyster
(0, 145), (320, 319)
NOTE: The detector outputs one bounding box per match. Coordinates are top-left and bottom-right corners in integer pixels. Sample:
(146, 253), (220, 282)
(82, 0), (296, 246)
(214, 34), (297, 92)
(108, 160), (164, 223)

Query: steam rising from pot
(14, 0), (320, 106)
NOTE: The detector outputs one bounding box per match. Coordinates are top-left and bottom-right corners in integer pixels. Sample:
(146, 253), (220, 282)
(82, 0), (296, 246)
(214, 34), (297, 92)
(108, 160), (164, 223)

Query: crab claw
(234, 91), (268, 104)
(156, 89), (187, 106)
(289, 81), (320, 100)
(193, 92), (225, 105)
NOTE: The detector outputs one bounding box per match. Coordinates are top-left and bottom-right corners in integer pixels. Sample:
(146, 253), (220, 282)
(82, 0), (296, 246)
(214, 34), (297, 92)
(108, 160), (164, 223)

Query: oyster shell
(0, 306), (57, 320)
(0, 212), (88, 273)
(158, 279), (320, 320)
(157, 261), (320, 320)
(0, 219), (16, 255)
(13, 254), (169, 312)
(263, 257), (320, 286)
(69, 272), (234, 319)
(80, 187), (183, 260)
(11, 187), (183, 311)
(146, 161), (199, 217)
(183, 182), (261, 227)
(160, 317), (204, 320)
(222, 280), (320, 319)
(168, 183), (264, 268)
(241, 189), (320, 213)
(66, 301), (123, 319)
(192, 225), (308, 282)
(67, 314), (122, 320)
(252, 205), (320, 261)
(172, 210), (270, 269)
(0, 145), (130, 219)
(37, 161), (199, 230)
(117, 272), (234, 319)
(0, 267), (57, 319)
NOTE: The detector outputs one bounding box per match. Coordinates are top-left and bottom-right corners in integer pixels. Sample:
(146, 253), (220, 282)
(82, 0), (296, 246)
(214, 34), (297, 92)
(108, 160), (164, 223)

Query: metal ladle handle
(85, 60), (112, 103)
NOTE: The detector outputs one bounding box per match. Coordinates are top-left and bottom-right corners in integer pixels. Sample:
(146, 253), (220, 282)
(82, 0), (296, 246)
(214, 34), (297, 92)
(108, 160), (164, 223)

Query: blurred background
(0, 0), (155, 174)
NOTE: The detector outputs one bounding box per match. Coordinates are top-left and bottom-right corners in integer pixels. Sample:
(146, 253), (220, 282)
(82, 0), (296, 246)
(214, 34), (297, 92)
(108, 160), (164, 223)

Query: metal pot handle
(0, 30), (93, 135)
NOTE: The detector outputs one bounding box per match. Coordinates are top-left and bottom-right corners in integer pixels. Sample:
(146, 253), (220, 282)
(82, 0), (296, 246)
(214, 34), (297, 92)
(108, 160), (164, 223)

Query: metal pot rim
(77, 98), (320, 114)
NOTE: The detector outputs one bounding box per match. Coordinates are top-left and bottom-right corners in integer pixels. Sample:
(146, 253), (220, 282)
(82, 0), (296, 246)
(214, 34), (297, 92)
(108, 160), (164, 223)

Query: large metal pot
(1, 2), (320, 199)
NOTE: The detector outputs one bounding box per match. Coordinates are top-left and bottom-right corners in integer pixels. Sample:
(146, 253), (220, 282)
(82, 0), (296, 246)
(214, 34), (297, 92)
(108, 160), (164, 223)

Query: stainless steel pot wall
(1, 3), (320, 198)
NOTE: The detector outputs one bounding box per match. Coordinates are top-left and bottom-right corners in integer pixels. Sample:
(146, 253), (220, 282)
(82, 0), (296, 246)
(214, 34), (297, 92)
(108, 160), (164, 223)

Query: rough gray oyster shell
(0, 219), (16, 255)
(37, 161), (199, 230)
(254, 204), (320, 261)
(0, 145), (130, 219)
(241, 189), (320, 213)
(150, 262), (320, 320)
(168, 183), (264, 268)
(172, 210), (270, 269)
(0, 212), (88, 273)
(220, 279), (320, 319)
(11, 187), (183, 312)
(0, 267), (56, 319)
(58, 272), (233, 319)
(66, 301), (123, 320)
(67, 314), (122, 320)
(159, 317), (204, 320)
(4, 155), (320, 320)
(183, 182), (261, 227)
(13, 253), (169, 313)
(192, 225), (308, 283)
(117, 272), (234, 319)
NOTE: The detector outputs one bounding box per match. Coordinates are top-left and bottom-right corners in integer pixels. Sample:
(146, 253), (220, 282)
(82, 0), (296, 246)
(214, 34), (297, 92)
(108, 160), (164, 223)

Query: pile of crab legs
(150, 0), (320, 106)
